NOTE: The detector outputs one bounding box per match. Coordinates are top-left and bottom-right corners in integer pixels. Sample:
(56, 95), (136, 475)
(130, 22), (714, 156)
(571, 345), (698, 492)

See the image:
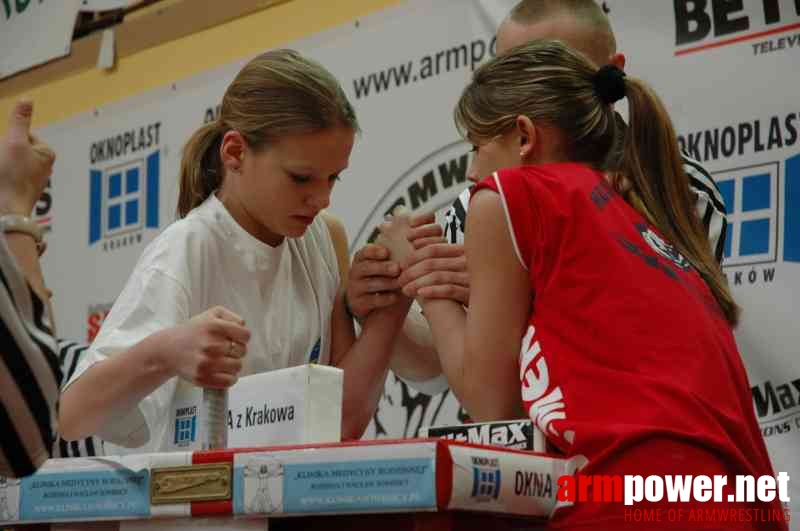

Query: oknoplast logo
(174, 406), (198, 447)
(716, 153), (800, 268)
(87, 122), (162, 251)
(470, 456), (501, 502)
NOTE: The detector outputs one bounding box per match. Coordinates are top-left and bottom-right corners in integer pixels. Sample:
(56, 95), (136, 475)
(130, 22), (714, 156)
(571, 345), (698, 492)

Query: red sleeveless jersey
(474, 163), (785, 529)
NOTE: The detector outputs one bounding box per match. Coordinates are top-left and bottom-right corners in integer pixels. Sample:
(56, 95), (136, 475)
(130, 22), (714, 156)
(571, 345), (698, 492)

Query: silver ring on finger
(228, 340), (235, 357)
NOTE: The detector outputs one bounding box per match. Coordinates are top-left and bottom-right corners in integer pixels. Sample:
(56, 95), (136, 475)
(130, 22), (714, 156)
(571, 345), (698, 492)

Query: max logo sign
(674, 0), (800, 55)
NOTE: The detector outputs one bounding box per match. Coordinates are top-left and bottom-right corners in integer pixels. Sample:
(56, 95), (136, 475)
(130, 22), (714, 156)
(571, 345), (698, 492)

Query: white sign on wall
(0, 0), (81, 79)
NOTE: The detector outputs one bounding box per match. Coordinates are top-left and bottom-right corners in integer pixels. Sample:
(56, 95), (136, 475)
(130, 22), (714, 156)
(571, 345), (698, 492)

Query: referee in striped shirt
(0, 100), (61, 478)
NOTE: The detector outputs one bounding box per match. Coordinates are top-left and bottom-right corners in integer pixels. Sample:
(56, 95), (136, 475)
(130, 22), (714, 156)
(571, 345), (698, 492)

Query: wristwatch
(0, 214), (46, 255)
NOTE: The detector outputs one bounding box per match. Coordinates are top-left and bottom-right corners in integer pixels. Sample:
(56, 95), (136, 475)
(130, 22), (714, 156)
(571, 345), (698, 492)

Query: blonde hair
(455, 40), (739, 325)
(178, 49), (358, 218)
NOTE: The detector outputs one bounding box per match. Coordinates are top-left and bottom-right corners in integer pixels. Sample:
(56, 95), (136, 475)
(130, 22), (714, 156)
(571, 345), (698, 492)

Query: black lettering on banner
(352, 37), (496, 100)
(764, 0), (781, 24)
(687, 130), (702, 160)
(409, 171), (438, 209)
(705, 129), (719, 160)
(777, 383), (798, 410)
(679, 113), (800, 162)
(675, 0), (713, 45)
(470, 40), (486, 70)
(752, 378), (800, 417)
(514, 471), (554, 498)
(754, 120), (766, 152)
(720, 126), (736, 157)
(712, 0), (749, 38)
(769, 117), (784, 150)
(89, 122), (162, 164)
(419, 56), (433, 80)
(674, 0), (800, 46)
(438, 155), (468, 188)
(787, 114), (798, 145)
(738, 123), (753, 155)
(762, 421), (791, 437)
(445, 45), (467, 71)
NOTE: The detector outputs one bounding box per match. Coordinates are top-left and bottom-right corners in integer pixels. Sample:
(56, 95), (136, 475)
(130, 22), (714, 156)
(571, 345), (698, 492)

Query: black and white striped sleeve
(681, 152), (728, 263)
(52, 340), (103, 458)
(439, 187), (472, 245)
(0, 233), (61, 478)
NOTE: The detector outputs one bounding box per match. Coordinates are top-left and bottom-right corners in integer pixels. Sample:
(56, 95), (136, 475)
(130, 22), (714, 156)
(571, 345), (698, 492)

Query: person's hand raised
(0, 100), (55, 215)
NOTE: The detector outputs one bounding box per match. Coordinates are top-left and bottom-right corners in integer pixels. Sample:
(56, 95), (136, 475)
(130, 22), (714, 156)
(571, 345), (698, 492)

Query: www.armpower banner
(32, 1), (799, 524)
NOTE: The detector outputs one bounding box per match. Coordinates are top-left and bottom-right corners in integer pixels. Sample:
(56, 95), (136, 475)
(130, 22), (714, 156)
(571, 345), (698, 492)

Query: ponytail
(455, 40), (739, 325)
(177, 121), (224, 218)
(618, 79), (740, 326)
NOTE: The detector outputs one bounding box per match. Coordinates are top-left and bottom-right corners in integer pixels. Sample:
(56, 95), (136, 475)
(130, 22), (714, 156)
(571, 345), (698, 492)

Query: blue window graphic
(716, 155), (800, 266)
(787, 153), (800, 263)
(718, 169), (776, 264)
(174, 415), (197, 445)
(89, 151), (160, 244)
(105, 167), (142, 234)
(471, 467), (501, 500)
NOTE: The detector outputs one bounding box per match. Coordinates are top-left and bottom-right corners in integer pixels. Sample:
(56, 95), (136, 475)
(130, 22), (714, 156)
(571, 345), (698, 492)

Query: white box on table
(167, 364), (343, 451)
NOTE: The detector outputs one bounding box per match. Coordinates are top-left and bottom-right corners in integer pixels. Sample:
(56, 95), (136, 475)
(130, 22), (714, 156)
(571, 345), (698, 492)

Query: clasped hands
(346, 209), (468, 320)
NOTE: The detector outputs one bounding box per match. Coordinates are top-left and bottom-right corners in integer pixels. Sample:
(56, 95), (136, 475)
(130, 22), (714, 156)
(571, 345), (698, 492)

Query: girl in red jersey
(410, 40), (787, 529)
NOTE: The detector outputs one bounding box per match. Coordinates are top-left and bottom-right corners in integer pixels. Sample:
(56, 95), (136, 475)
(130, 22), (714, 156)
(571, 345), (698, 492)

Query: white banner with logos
(0, 0), (81, 79)
(33, 0), (799, 523)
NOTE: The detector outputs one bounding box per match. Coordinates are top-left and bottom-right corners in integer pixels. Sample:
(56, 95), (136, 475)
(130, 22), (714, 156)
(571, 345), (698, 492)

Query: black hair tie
(593, 64), (626, 104)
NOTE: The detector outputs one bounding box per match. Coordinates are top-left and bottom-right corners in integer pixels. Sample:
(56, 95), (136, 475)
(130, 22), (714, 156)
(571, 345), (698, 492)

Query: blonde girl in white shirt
(59, 49), (410, 452)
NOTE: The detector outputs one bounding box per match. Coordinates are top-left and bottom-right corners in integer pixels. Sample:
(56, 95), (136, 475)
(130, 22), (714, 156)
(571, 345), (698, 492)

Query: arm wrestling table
(2, 439), (578, 530)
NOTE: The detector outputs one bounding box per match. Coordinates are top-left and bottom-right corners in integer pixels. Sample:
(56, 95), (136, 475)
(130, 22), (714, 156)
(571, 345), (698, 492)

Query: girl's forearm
(58, 330), (174, 441)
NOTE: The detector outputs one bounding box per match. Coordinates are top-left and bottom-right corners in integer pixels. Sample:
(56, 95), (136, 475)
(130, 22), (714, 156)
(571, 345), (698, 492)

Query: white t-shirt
(66, 194), (339, 452)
